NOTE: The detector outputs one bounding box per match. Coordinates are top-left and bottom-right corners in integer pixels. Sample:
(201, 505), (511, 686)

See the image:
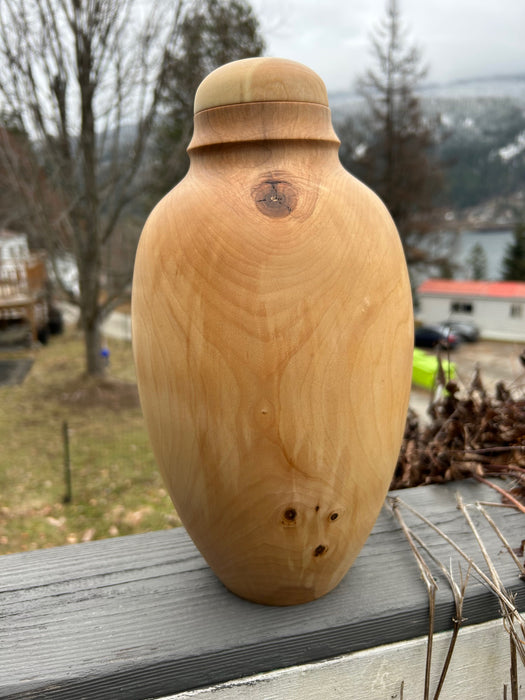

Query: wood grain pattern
(132, 58), (413, 605)
(1, 481), (523, 699)
(193, 57), (330, 112)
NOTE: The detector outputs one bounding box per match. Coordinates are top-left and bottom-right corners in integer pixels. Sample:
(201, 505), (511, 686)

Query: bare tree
(150, 0), (265, 200)
(0, 0), (192, 375)
(339, 0), (443, 271)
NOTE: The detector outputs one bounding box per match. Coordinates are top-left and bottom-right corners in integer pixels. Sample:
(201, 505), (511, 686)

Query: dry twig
(389, 493), (525, 699)
(393, 359), (525, 510)
(471, 474), (525, 514)
(388, 500), (472, 699)
(476, 503), (525, 578)
(391, 497), (522, 618)
(389, 501), (438, 700)
(456, 495), (525, 673)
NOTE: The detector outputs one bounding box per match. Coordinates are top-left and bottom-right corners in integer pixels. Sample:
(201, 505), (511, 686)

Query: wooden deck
(1, 479), (523, 699)
(0, 253), (48, 341)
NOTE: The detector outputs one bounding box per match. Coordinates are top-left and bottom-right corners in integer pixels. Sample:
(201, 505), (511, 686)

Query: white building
(0, 231), (30, 261)
(418, 279), (525, 342)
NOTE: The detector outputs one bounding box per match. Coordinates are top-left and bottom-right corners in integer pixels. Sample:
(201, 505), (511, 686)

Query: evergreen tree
(501, 223), (525, 281)
(151, 0), (265, 198)
(338, 0), (443, 270)
(438, 258), (455, 280)
(467, 243), (487, 280)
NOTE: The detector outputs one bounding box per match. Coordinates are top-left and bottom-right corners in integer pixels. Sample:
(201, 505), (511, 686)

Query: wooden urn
(132, 57), (413, 605)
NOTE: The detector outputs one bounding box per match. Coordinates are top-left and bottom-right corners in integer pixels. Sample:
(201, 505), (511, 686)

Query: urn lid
(194, 57), (330, 113)
(189, 57), (339, 149)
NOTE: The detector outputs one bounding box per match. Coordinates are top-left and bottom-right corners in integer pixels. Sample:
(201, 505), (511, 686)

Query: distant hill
(329, 74), (525, 218)
(328, 73), (525, 114)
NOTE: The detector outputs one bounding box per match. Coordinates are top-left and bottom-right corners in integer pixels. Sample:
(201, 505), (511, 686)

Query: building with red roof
(417, 279), (525, 342)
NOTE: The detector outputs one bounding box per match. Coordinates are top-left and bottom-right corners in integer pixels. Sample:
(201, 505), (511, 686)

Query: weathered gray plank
(0, 479), (523, 699)
(165, 620), (525, 699)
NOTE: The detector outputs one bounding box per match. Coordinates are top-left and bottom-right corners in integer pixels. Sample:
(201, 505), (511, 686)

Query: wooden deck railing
(0, 254), (48, 340)
(1, 479), (524, 699)
(0, 254), (46, 299)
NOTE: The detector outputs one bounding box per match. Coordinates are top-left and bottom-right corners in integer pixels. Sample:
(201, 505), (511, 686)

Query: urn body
(132, 58), (413, 605)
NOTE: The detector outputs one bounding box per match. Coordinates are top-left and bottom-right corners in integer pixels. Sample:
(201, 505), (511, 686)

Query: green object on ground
(412, 348), (456, 390)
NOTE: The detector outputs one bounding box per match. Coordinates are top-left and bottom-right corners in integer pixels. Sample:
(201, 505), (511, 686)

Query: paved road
(101, 311), (132, 341)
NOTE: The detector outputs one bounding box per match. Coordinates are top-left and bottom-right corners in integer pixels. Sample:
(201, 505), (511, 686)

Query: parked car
(438, 320), (479, 343)
(48, 305), (64, 335)
(415, 324), (459, 350)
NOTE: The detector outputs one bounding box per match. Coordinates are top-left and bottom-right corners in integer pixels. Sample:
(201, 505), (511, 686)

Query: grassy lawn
(0, 329), (178, 555)
(3, 328), (523, 557)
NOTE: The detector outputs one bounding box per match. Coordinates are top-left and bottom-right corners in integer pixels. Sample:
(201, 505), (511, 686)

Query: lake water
(425, 229), (514, 280)
(453, 229), (514, 279)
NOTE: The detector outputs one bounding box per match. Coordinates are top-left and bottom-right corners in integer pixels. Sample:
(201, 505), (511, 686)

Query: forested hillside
(332, 75), (525, 217)
(432, 94), (525, 210)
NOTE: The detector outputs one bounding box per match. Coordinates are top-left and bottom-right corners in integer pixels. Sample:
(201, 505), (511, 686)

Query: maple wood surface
(193, 57), (330, 112)
(132, 58), (413, 605)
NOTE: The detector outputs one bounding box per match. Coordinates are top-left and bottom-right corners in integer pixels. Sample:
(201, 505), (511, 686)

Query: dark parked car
(438, 320), (479, 343)
(48, 305), (64, 335)
(415, 325), (459, 350)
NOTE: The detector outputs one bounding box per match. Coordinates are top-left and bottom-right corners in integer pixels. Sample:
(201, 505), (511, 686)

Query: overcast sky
(251, 0), (525, 93)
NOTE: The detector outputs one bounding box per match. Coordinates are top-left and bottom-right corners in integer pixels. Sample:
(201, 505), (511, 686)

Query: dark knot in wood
(252, 179), (297, 218)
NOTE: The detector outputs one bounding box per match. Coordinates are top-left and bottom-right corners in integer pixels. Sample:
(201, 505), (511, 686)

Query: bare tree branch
(0, 0), (194, 374)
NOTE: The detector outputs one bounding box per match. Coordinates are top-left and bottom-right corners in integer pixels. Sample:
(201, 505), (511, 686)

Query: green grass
(0, 329), (178, 555)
